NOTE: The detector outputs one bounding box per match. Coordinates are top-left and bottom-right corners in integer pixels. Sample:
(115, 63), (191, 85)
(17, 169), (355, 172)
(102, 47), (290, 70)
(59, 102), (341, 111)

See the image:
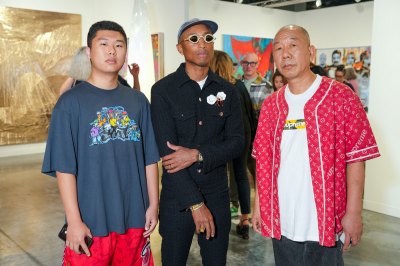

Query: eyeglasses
(182, 34), (216, 44)
(240, 61), (258, 67)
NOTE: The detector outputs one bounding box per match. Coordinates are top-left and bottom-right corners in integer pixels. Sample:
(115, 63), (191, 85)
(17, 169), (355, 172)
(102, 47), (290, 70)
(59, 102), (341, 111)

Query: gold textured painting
(0, 7), (81, 145)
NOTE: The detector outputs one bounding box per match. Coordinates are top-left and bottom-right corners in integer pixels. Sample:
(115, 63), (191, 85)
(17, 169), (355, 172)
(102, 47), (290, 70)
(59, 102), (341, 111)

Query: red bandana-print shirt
(252, 76), (380, 247)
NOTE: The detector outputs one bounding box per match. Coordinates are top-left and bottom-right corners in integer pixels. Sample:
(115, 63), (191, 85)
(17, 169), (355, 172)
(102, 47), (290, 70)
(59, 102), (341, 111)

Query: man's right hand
(252, 189), (262, 234)
(66, 221), (92, 256)
(162, 141), (198, 173)
(192, 204), (215, 240)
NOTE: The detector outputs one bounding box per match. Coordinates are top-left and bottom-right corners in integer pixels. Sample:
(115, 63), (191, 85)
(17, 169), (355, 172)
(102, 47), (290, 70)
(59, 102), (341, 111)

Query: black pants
(228, 131), (251, 214)
(272, 236), (344, 266)
(159, 191), (231, 266)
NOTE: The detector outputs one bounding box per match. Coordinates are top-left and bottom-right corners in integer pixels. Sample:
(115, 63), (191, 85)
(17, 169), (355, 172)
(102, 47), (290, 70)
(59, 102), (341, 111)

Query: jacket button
(197, 169), (202, 173)
(198, 121), (203, 126)
(219, 112), (223, 117)
(199, 97), (202, 102)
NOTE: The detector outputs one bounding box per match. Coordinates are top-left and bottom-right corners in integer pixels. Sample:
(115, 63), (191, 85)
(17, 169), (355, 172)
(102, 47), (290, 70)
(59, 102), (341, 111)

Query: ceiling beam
(248, 0), (315, 7)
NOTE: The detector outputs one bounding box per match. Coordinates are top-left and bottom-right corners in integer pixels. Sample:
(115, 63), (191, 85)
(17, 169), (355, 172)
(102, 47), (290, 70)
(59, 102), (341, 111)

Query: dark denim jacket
(151, 63), (245, 210)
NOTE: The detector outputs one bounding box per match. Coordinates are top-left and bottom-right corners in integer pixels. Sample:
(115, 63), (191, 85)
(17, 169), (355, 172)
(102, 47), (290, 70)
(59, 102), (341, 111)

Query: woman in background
(59, 46), (140, 95)
(210, 50), (256, 240)
(344, 66), (359, 96)
(272, 69), (287, 91)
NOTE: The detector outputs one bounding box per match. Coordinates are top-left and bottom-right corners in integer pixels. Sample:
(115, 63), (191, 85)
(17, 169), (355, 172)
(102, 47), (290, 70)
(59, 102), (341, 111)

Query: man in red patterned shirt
(251, 25), (380, 266)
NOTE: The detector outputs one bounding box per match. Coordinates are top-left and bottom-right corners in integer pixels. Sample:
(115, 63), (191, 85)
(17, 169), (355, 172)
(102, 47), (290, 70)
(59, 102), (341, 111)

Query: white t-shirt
(278, 75), (322, 242)
(197, 76), (208, 90)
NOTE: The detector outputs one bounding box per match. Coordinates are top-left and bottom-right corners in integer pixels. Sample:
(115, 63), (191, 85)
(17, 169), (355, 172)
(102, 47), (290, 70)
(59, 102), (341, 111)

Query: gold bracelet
(190, 202), (204, 212)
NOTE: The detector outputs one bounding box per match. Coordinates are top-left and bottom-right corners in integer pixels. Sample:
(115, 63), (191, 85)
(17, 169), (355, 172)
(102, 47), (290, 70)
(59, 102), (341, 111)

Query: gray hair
(68, 46), (91, 81)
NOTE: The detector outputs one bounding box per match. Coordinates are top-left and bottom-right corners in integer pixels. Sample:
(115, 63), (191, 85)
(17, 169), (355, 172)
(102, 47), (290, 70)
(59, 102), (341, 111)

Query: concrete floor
(0, 154), (399, 266)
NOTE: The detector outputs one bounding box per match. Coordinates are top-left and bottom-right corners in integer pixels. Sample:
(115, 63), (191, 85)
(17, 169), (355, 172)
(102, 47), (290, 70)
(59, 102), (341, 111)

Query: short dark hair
(310, 64), (328, 76)
(87, 21), (127, 48)
(335, 64), (346, 74)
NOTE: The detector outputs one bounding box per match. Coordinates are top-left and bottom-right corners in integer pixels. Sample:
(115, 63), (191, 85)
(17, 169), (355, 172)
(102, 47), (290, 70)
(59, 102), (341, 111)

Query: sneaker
(230, 206), (239, 217)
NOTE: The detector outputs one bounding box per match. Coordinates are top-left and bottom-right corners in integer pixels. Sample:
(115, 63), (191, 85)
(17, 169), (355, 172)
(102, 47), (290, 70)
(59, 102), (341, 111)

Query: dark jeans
(228, 132), (251, 214)
(159, 191), (231, 266)
(272, 236), (344, 266)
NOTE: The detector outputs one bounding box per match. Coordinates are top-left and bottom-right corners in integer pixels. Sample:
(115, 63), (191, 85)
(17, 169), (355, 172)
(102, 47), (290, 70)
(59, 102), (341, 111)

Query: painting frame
(151, 32), (164, 81)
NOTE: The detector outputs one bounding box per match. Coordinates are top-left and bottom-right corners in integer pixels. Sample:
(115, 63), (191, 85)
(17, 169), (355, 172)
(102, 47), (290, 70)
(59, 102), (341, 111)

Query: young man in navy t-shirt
(42, 21), (160, 266)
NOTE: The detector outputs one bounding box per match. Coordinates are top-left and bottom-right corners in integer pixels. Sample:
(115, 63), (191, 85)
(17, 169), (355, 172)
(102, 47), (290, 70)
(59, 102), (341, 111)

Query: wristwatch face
(198, 152), (203, 162)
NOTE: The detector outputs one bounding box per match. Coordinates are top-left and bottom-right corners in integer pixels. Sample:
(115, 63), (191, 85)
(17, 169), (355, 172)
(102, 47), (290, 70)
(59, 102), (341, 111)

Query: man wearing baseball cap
(151, 18), (244, 265)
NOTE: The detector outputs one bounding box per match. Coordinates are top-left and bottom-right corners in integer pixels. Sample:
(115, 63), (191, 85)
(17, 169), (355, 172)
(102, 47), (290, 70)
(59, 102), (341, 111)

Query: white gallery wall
(297, 2), (373, 49)
(363, 0), (400, 218)
(0, 0), (399, 218)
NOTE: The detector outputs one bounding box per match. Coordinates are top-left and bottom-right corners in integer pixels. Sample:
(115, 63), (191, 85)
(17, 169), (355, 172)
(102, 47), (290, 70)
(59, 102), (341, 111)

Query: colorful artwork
(316, 46), (371, 110)
(151, 33), (164, 81)
(223, 34), (274, 80)
(0, 7), (81, 145)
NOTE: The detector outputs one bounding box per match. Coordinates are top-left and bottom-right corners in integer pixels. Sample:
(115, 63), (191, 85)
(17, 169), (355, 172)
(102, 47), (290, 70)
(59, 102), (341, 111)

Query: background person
(335, 65), (355, 91)
(240, 52), (274, 190)
(272, 69), (287, 91)
(210, 50), (256, 240)
(344, 66), (359, 96)
(59, 46), (141, 95)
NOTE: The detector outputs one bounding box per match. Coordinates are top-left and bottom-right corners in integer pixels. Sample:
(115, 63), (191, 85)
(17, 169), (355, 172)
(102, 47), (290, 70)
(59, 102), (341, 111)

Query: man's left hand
(162, 141), (198, 173)
(341, 212), (363, 251)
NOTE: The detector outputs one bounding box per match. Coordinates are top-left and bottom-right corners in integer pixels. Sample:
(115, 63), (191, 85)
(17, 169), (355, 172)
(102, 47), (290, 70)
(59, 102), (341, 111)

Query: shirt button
(199, 97), (202, 102)
(197, 169), (202, 173)
(198, 121), (203, 126)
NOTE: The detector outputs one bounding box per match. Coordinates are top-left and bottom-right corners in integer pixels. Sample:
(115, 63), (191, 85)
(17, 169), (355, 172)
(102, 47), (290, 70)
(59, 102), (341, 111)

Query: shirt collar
(176, 63), (222, 89)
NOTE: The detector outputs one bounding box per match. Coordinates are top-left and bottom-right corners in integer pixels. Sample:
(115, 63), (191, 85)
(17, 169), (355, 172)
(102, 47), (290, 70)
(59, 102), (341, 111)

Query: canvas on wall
(151, 33), (164, 81)
(223, 34), (274, 81)
(0, 7), (81, 145)
(316, 46), (371, 110)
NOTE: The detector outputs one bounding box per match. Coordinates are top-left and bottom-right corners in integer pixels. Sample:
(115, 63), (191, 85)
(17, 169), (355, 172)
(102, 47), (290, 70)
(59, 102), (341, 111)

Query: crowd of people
(42, 18), (380, 266)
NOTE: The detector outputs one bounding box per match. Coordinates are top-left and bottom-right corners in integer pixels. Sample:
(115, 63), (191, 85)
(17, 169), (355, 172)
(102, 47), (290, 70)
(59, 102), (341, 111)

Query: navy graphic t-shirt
(42, 82), (160, 237)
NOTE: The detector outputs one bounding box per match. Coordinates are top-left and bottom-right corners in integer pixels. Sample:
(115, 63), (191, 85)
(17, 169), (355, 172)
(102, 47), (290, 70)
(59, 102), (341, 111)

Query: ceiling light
(316, 0), (322, 7)
(355, 0), (362, 2)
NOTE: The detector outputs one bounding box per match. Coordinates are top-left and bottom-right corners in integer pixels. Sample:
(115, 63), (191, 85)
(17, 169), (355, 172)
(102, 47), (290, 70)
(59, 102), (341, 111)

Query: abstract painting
(0, 7), (81, 145)
(223, 34), (274, 81)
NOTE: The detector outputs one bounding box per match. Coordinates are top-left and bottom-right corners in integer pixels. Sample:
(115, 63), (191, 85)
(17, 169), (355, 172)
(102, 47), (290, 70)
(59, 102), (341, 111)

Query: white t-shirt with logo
(278, 75), (322, 242)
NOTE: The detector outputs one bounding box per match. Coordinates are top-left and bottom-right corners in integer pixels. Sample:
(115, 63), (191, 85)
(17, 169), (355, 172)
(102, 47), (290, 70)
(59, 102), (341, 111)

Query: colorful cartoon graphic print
(89, 106), (141, 146)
